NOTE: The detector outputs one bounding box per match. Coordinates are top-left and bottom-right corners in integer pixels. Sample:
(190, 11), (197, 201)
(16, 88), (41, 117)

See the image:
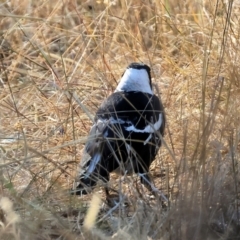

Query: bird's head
(115, 63), (153, 94)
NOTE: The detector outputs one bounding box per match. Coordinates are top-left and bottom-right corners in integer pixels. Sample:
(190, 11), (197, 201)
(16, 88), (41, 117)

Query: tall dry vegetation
(0, 0), (240, 239)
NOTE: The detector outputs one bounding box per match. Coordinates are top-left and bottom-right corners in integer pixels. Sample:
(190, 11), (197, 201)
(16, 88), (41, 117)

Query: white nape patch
(85, 153), (101, 177)
(115, 68), (153, 94)
(125, 113), (162, 134)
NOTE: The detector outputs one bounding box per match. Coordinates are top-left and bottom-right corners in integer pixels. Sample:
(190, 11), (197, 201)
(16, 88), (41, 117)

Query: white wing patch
(125, 113), (162, 145)
(97, 117), (129, 126)
(109, 117), (126, 124)
(125, 113), (162, 133)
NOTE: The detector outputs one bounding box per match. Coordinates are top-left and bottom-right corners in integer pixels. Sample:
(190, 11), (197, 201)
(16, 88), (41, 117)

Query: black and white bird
(72, 62), (165, 197)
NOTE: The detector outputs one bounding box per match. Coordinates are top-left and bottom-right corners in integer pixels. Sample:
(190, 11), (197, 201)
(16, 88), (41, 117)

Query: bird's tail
(71, 151), (108, 195)
(71, 174), (98, 195)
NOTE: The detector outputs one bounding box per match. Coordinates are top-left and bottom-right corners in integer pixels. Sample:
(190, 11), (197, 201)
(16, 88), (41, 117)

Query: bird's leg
(99, 172), (114, 199)
(104, 184), (119, 197)
(139, 172), (155, 194)
(105, 186), (110, 198)
(104, 183), (123, 207)
(139, 173), (168, 203)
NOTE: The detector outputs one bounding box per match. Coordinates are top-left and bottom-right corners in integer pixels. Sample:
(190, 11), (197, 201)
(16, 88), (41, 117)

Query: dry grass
(0, 0), (240, 239)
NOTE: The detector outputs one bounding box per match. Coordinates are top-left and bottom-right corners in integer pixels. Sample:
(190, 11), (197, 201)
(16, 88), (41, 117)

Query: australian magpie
(72, 62), (165, 197)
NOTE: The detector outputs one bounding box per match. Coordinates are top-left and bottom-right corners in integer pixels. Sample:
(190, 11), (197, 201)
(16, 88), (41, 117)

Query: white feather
(144, 134), (152, 145)
(109, 117), (125, 124)
(85, 153), (101, 177)
(125, 113), (162, 133)
(115, 68), (153, 94)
